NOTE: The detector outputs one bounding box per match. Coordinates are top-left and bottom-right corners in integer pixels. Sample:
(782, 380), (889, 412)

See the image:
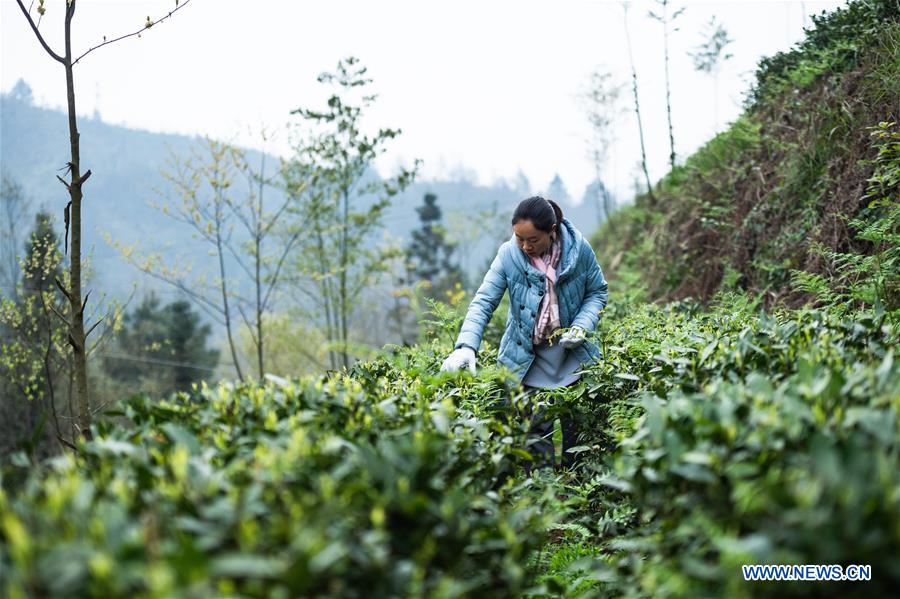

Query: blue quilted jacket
(454, 218), (608, 380)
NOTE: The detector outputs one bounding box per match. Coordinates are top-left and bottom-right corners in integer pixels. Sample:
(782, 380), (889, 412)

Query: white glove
(440, 346), (476, 374)
(559, 326), (586, 349)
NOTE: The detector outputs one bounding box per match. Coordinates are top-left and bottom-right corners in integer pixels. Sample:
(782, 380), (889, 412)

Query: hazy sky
(2, 0), (845, 202)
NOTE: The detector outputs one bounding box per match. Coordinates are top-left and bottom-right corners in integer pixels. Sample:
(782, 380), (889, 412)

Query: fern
(791, 121), (900, 319)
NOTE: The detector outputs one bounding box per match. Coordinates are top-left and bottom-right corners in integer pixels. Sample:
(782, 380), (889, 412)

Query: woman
(440, 196), (608, 468)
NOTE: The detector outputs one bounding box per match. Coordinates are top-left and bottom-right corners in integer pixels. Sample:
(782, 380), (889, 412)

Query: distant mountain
(0, 89), (605, 305)
(2, 90), (224, 300)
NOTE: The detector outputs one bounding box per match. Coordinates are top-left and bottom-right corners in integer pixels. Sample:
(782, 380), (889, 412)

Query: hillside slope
(595, 0), (899, 311)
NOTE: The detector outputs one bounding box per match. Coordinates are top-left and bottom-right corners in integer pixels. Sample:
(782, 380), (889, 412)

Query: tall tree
(689, 16), (734, 131)
(282, 57), (418, 370)
(582, 68), (623, 226)
(649, 0), (686, 171)
(621, 2), (655, 200)
(407, 193), (464, 300)
(14, 0), (193, 440)
(114, 134), (298, 381)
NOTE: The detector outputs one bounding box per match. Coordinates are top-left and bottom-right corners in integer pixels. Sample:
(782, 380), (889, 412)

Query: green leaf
(210, 554), (287, 578)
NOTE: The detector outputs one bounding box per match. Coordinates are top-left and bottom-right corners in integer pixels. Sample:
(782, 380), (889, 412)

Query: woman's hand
(440, 347), (477, 374)
(559, 326), (586, 349)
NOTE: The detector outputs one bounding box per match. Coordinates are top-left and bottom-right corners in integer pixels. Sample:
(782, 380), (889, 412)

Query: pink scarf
(530, 232), (562, 345)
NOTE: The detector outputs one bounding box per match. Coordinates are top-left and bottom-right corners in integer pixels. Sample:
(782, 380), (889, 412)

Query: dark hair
(511, 196), (564, 232)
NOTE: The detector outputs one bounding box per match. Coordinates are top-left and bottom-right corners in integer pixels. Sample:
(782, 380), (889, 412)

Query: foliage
(1, 357), (555, 597)
(112, 136), (269, 382)
(750, 0), (900, 106)
(0, 212), (70, 459)
(689, 16), (733, 131)
(791, 121), (900, 320)
(237, 311), (331, 378)
(2, 211), (124, 455)
(102, 294), (219, 398)
(536, 297), (900, 597)
(2, 286), (898, 597)
(0, 211), (67, 404)
(689, 17), (733, 74)
(282, 56), (418, 370)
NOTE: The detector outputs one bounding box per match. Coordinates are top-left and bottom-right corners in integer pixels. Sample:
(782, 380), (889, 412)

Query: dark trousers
(522, 383), (581, 470)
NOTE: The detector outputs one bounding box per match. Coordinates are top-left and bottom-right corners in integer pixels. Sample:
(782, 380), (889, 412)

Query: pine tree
(406, 193), (464, 300)
(104, 294), (219, 396)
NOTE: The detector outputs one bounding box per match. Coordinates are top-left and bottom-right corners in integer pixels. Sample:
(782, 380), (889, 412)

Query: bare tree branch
(129, 265), (226, 325)
(72, 0), (194, 66)
(85, 288), (133, 360)
(54, 276), (72, 303)
(57, 434), (78, 452)
(84, 317), (103, 340)
(262, 229), (301, 311)
(47, 301), (71, 327)
(38, 288), (67, 449)
(15, 0), (64, 63)
(237, 303), (259, 347)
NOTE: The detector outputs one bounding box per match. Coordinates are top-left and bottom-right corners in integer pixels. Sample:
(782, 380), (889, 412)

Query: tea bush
(0, 366), (556, 598)
(2, 291), (897, 598)
(543, 299), (899, 597)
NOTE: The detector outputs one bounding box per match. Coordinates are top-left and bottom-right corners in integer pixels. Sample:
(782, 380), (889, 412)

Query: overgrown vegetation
(594, 0), (899, 308)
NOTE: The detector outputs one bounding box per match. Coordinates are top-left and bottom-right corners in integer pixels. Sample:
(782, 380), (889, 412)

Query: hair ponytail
(511, 196), (565, 232)
(547, 199), (563, 226)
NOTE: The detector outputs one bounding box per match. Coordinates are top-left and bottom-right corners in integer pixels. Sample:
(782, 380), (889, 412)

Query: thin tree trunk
(63, 2), (91, 440)
(340, 189), (349, 370)
(38, 290), (67, 449)
(623, 4), (655, 201)
(255, 233), (263, 378)
(214, 196), (244, 382)
(601, 173), (614, 226)
(314, 221), (337, 370)
(67, 356), (75, 442)
(663, 7), (677, 171)
(255, 153), (265, 378)
(592, 164), (606, 229)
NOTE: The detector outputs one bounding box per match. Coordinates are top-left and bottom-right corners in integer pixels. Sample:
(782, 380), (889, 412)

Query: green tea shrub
(0, 365), (555, 598)
(557, 300), (900, 597)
